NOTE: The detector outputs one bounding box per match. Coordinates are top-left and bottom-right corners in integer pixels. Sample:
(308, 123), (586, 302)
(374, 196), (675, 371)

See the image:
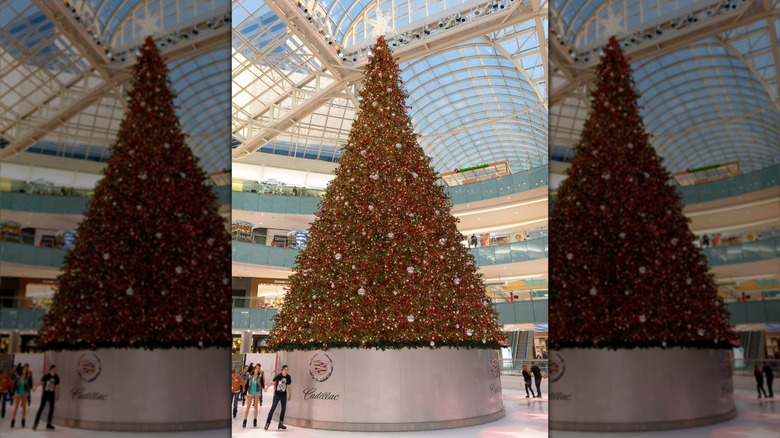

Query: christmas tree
(269, 37), (504, 351)
(38, 37), (231, 351)
(549, 37), (736, 350)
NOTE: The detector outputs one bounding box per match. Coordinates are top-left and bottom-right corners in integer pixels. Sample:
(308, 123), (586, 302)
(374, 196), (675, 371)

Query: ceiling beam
(0, 24), (229, 160)
(549, 4), (778, 107)
(31, 0), (114, 79)
(265, 0), (345, 79)
(233, 3), (544, 159)
(232, 79), (348, 159)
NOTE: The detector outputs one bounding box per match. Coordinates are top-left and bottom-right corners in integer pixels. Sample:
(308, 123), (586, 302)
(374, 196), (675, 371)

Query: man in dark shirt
(264, 365), (292, 430)
(530, 361), (544, 398)
(763, 361), (775, 398)
(33, 365), (60, 430)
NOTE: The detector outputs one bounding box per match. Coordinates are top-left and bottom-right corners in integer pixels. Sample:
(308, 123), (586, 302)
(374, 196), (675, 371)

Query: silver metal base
(548, 348), (737, 432)
(285, 408), (507, 432)
(550, 409), (737, 432)
(48, 348), (230, 431)
(276, 348), (504, 431)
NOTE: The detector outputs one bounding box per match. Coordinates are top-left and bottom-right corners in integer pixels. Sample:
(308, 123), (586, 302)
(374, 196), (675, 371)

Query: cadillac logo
(490, 357), (500, 378)
(77, 352), (102, 383)
(309, 353), (334, 382)
(548, 351), (565, 383)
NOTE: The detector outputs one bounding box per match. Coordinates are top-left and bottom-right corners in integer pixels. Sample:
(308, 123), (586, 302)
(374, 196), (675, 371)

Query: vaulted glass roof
(0, 0), (231, 173)
(232, 0), (549, 174)
(549, 0), (780, 172)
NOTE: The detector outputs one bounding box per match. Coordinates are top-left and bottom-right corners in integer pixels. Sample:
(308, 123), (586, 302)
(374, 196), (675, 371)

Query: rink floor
(0, 376), (777, 437)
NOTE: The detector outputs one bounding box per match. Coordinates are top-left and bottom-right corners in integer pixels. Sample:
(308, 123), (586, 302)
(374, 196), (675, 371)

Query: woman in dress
(242, 364), (265, 427)
(522, 364), (535, 398)
(11, 364), (33, 428)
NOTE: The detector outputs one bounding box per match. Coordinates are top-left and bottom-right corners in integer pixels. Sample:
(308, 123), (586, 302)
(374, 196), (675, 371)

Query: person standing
(10, 364), (33, 428)
(32, 365), (60, 430)
(264, 365), (292, 430)
(763, 361), (774, 398)
(521, 365), (535, 398)
(240, 365), (250, 406)
(755, 365), (768, 398)
(231, 368), (244, 419)
(530, 361), (544, 398)
(242, 365), (264, 428)
(470, 234), (478, 248)
(0, 368), (12, 418)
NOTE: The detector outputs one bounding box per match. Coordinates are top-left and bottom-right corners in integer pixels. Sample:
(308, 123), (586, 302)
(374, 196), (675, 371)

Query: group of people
(754, 362), (775, 398)
(0, 363), (60, 430)
(521, 361), (546, 398)
(231, 363), (292, 430)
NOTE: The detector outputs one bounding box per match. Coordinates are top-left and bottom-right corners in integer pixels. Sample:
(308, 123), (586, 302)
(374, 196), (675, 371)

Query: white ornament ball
(372, 101), (378, 107)
(407, 315), (415, 322)
(335, 253), (342, 260)
(589, 287), (597, 296)
(466, 329), (473, 337)
(126, 287), (134, 296)
(407, 266), (414, 273)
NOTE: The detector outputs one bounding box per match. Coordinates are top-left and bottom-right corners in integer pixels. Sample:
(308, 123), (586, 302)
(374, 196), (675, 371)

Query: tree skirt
(47, 348), (230, 431)
(548, 348), (736, 431)
(274, 348), (504, 431)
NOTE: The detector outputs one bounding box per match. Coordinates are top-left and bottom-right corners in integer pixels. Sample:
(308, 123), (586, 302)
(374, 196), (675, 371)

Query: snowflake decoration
(366, 3), (397, 40)
(599, 7), (626, 39)
(135, 3), (162, 39)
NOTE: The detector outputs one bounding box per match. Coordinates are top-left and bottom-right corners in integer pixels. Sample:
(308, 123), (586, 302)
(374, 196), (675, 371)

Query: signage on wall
(72, 352), (109, 401)
(303, 352), (340, 401)
(548, 351), (572, 401)
(309, 353), (334, 382)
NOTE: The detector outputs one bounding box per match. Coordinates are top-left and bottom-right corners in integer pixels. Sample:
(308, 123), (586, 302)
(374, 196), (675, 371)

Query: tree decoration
(269, 36), (504, 351)
(549, 36), (736, 350)
(38, 37), (231, 351)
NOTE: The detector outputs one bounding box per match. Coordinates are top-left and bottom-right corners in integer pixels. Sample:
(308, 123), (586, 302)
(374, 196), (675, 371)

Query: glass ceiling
(232, 0), (549, 174)
(549, 0), (780, 173)
(0, 0), (232, 174)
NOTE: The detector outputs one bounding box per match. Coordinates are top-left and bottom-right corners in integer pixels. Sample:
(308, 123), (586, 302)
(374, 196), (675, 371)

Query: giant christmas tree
(269, 37), (504, 351)
(38, 37), (231, 351)
(549, 37), (736, 350)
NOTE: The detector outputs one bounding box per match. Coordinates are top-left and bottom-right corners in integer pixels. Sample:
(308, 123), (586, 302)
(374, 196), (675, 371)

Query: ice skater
(10, 364), (33, 428)
(32, 365), (60, 430)
(763, 361), (774, 398)
(522, 365), (535, 398)
(231, 368), (244, 419)
(264, 365), (292, 430)
(755, 365), (768, 398)
(530, 361), (545, 398)
(242, 365), (265, 428)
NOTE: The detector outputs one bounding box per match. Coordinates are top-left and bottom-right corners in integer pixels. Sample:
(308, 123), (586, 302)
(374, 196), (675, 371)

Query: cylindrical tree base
(548, 348), (736, 431)
(275, 348), (504, 431)
(47, 347), (230, 431)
